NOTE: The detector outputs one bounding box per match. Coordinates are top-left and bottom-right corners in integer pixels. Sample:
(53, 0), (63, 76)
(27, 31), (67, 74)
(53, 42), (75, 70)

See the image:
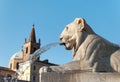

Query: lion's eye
(66, 26), (68, 30)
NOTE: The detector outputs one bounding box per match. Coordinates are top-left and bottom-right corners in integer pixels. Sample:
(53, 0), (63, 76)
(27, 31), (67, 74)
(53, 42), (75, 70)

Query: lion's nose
(59, 36), (63, 40)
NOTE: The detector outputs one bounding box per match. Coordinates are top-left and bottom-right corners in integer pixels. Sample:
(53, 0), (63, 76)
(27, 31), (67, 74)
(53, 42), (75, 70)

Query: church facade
(9, 25), (57, 82)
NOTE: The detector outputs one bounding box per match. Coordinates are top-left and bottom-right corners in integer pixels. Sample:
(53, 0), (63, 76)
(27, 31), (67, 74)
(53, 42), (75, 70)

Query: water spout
(27, 42), (60, 62)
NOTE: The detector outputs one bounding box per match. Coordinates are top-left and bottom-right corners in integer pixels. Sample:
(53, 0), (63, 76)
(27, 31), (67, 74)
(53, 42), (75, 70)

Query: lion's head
(60, 18), (95, 52)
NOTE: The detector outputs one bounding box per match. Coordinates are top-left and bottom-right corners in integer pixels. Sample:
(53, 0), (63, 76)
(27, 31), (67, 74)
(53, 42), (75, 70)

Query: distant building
(0, 66), (16, 82)
(8, 25), (57, 82)
(0, 67), (29, 82)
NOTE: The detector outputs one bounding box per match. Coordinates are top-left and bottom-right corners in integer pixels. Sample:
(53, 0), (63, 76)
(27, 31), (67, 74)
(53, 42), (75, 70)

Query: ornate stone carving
(40, 18), (120, 73)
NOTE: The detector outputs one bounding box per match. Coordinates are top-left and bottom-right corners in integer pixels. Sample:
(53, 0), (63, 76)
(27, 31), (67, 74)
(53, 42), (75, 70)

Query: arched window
(33, 47), (36, 52)
(10, 63), (12, 69)
(16, 62), (19, 69)
(26, 47), (28, 54)
(7, 74), (12, 79)
(33, 65), (36, 71)
(33, 75), (36, 82)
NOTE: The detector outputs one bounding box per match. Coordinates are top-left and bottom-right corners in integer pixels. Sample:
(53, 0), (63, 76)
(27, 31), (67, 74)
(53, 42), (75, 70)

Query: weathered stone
(39, 18), (120, 82)
(41, 18), (120, 73)
(59, 18), (120, 72)
(40, 71), (120, 82)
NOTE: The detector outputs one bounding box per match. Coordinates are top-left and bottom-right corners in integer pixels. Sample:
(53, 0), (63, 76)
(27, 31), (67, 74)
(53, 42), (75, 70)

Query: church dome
(10, 50), (24, 60)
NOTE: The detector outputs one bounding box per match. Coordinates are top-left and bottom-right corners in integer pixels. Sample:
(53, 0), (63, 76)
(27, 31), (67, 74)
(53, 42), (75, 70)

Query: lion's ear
(75, 18), (85, 30)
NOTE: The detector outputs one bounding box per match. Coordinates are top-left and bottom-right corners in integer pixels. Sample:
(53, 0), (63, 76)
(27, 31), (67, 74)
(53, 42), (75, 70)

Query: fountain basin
(39, 70), (120, 82)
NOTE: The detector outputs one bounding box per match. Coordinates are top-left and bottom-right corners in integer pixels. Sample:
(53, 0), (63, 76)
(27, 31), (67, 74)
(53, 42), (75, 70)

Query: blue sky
(0, 0), (120, 67)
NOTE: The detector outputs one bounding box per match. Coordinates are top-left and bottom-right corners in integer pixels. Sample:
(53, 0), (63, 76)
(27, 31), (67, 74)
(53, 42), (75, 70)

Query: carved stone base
(39, 71), (120, 82)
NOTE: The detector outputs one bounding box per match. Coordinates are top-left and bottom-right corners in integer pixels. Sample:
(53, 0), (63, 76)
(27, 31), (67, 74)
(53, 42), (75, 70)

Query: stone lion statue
(40, 18), (120, 73)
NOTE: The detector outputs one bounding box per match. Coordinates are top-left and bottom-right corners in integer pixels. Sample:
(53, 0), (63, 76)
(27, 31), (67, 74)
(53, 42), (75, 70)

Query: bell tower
(23, 25), (40, 61)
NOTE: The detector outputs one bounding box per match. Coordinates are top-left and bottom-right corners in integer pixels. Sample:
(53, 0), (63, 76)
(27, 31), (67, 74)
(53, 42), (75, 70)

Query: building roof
(29, 25), (36, 42)
(10, 50), (24, 60)
(0, 66), (15, 73)
(38, 59), (58, 66)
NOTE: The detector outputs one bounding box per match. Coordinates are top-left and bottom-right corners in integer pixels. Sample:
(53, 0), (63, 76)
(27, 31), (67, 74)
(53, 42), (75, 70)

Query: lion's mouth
(59, 42), (65, 46)
(59, 42), (72, 50)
